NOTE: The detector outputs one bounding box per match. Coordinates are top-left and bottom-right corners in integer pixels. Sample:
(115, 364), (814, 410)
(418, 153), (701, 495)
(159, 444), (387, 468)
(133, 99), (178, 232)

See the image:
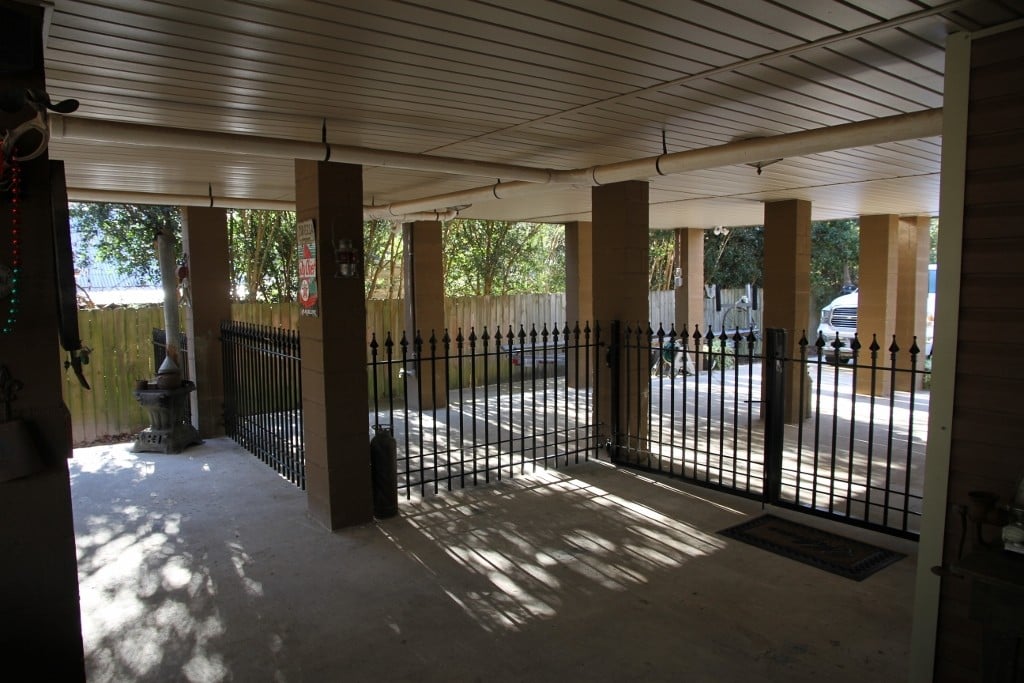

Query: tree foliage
(228, 209), (297, 302)
(364, 219), (404, 299)
(72, 204), (568, 304)
(694, 219), (861, 313)
(71, 203), (181, 285)
(809, 219), (859, 310)
(703, 226), (764, 288)
(443, 220), (564, 296)
(649, 231), (675, 290)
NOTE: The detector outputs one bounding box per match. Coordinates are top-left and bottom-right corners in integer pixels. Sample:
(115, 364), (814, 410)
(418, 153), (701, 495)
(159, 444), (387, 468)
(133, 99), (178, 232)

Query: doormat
(718, 515), (904, 581)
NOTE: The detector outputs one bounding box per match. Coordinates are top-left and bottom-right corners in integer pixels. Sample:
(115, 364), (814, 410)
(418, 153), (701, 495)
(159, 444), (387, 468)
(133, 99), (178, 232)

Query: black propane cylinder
(370, 424), (398, 519)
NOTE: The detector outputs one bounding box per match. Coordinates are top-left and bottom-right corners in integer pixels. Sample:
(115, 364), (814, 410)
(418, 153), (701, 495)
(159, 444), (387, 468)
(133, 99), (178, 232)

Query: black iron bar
(704, 329), (713, 483)
(749, 329), (757, 493)
(865, 335), (881, 523)
(414, 331), (426, 496)
(442, 330), (452, 492)
(456, 329), (465, 488)
(653, 325), (664, 471)
(692, 327), (702, 476)
(828, 335), (842, 515)
(730, 330), (742, 488)
(400, 332), (412, 499)
(903, 338), (921, 532)
(847, 336), (862, 519)
(469, 328), (478, 487)
(883, 336), (899, 528)
(716, 330), (727, 485)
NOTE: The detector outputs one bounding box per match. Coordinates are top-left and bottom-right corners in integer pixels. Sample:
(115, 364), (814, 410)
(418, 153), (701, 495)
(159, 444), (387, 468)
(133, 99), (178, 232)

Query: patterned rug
(719, 514), (905, 581)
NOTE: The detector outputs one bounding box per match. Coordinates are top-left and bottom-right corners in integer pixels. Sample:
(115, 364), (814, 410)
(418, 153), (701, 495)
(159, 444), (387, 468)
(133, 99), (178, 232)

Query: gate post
(606, 319), (622, 462)
(763, 328), (786, 504)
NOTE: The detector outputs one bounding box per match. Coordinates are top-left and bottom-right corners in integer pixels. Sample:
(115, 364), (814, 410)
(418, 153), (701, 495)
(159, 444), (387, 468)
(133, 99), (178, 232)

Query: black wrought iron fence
(612, 323), (766, 499)
(368, 322), (603, 498)
(611, 324), (930, 538)
(221, 321), (305, 489)
(777, 331), (930, 537)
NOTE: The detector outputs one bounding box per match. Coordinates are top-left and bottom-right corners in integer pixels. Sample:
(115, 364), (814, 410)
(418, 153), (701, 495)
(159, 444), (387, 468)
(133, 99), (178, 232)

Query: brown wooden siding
(935, 24), (1024, 681)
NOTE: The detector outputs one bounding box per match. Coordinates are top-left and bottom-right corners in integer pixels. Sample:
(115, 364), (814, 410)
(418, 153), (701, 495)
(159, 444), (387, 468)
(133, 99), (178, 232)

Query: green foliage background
(71, 202), (924, 314)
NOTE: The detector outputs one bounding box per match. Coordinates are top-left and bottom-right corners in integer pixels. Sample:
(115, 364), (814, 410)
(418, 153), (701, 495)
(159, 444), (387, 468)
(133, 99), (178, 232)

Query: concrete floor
(70, 437), (916, 682)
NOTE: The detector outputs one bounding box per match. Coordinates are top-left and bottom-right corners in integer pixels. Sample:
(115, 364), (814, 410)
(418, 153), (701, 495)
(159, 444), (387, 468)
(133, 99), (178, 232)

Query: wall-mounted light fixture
(673, 267), (682, 289)
(330, 217), (360, 279)
(334, 238), (358, 279)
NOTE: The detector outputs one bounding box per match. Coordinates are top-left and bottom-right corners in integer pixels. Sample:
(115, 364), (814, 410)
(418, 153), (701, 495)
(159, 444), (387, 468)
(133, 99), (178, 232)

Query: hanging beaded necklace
(0, 151), (21, 335)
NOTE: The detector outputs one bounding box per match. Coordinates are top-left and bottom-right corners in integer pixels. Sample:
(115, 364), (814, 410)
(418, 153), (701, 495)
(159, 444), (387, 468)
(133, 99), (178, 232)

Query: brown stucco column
(565, 221), (594, 328)
(403, 220), (447, 410)
(181, 206), (230, 436)
(674, 228), (704, 335)
(294, 160), (372, 529)
(763, 199), (811, 423)
(591, 181), (649, 451)
(674, 227), (704, 371)
(0, 2), (85, 678)
(857, 214), (899, 396)
(565, 221), (593, 388)
(896, 215), (931, 390)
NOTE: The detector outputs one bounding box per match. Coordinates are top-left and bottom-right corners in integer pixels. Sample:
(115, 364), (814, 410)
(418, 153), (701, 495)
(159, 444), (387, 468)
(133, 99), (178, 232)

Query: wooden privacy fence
(233, 289), (762, 338)
(64, 289), (762, 445)
(62, 305), (167, 444)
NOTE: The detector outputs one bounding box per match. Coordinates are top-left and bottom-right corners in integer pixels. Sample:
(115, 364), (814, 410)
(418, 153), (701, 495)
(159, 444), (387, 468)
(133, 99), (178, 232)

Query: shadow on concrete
(71, 438), (914, 682)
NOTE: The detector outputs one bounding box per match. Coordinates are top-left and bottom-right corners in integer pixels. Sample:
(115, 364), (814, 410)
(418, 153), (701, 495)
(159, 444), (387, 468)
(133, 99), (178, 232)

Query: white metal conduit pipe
(65, 187), (461, 223)
(53, 108), (942, 218)
(49, 115), (553, 184)
(371, 108), (944, 217)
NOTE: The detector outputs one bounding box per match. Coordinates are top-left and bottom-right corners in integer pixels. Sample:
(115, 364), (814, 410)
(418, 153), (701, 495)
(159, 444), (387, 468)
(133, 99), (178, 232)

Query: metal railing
(221, 321), (305, 489)
(611, 324), (929, 538)
(778, 331), (930, 537)
(368, 322), (603, 498)
(612, 323), (766, 499)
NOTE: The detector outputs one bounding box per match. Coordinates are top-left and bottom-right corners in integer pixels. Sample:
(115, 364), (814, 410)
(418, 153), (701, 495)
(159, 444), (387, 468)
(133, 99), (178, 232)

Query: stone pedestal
(132, 381), (201, 453)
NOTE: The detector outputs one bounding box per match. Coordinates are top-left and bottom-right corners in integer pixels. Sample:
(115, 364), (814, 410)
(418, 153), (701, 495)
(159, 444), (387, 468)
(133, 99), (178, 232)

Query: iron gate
(367, 322), (603, 498)
(221, 321), (305, 489)
(611, 324), (928, 538)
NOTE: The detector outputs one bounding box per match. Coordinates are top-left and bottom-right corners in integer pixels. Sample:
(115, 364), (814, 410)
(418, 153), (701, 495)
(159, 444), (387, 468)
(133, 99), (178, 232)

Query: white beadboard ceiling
(37, 0), (1024, 228)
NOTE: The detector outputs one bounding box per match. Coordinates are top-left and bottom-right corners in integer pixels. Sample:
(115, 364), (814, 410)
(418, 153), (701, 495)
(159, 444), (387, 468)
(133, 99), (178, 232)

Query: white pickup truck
(816, 265), (936, 363)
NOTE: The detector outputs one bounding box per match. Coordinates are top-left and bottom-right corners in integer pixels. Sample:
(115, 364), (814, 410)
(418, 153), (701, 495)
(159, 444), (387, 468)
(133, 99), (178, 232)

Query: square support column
(403, 221), (447, 410)
(294, 160), (372, 529)
(591, 181), (649, 450)
(673, 228), (704, 335)
(763, 199), (812, 423)
(565, 221), (593, 389)
(181, 206), (230, 437)
(674, 227), (704, 372)
(896, 215), (931, 391)
(565, 221), (594, 328)
(858, 214), (900, 396)
(0, 2), (85, 677)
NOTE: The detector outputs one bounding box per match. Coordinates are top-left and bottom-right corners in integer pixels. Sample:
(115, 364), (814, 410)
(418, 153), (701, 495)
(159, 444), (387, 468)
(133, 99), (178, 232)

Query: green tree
(703, 226), (764, 287)
(72, 202), (301, 302)
(443, 220), (564, 296)
(809, 219), (859, 311)
(71, 203), (181, 285)
(364, 219), (404, 299)
(228, 209), (297, 301)
(649, 231), (675, 290)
